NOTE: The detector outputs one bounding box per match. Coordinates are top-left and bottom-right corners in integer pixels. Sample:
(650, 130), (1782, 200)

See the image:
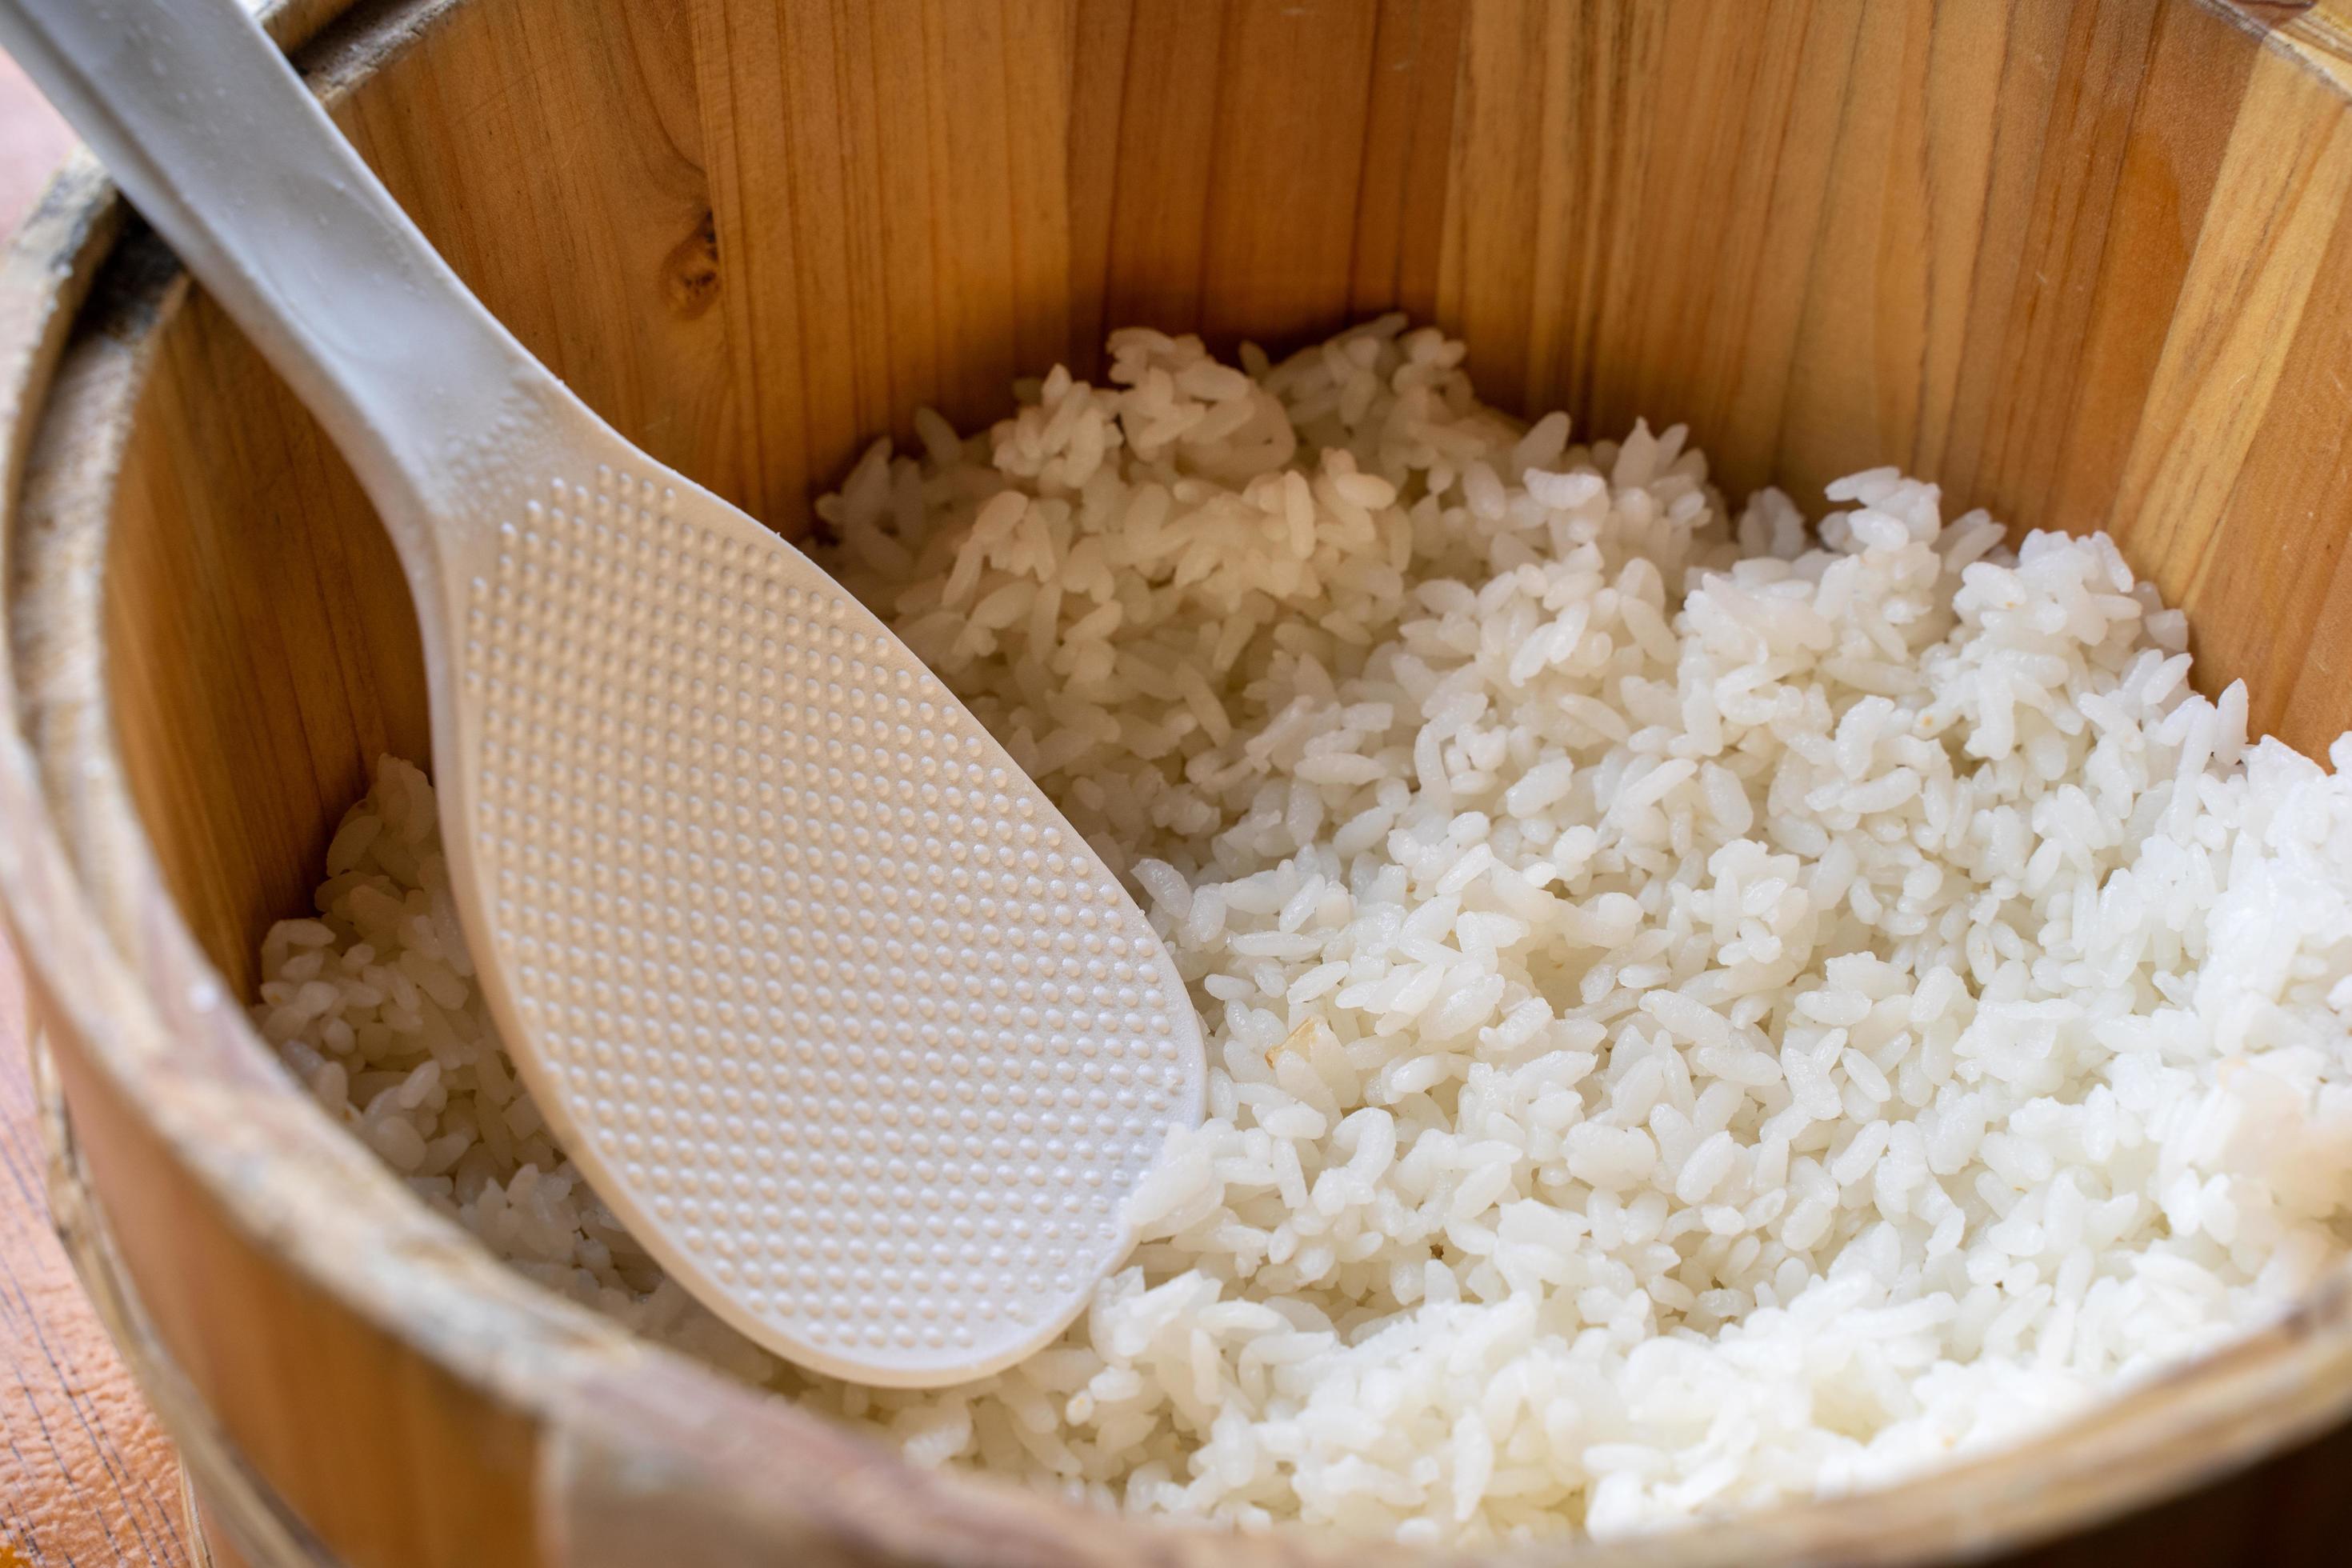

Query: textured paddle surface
(455, 462), (1202, 1383)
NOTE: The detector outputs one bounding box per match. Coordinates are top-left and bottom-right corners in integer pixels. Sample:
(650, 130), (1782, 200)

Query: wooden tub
(9, 1), (2352, 1562)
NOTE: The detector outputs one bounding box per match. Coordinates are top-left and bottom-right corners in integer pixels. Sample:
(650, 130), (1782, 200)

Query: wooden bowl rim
(8, 1), (2352, 1562)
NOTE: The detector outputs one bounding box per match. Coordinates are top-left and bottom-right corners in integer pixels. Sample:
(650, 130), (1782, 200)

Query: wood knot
(662, 210), (720, 321)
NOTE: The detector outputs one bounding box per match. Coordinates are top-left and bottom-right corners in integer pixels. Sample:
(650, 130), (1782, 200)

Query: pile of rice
(254, 318), (2352, 1542)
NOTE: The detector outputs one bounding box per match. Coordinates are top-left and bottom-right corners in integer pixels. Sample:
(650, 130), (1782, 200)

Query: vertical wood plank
(1436, 0), (1550, 406)
(1937, 0), (2166, 522)
(698, 0), (1092, 513)
(824, 0), (907, 445)
(95, 278), (427, 989)
(1195, 1), (1381, 344)
(1349, 0), (1466, 323)
(918, 0), (1024, 422)
(1063, 0), (1137, 374)
(1774, 2), (2011, 495)
(1002, 0), (1082, 380)
(1586, 0), (1858, 493)
(2181, 82), (2352, 740)
(693, 0), (806, 525)
(2043, 0), (2256, 534)
(2106, 45), (2352, 606)
(769, 0), (866, 506)
(1098, 0), (1230, 335)
(860, 0), (947, 434)
(338, 0), (740, 501)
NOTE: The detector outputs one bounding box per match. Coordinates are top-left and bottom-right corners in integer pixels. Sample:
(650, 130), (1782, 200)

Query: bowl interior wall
(97, 0), (2351, 1043)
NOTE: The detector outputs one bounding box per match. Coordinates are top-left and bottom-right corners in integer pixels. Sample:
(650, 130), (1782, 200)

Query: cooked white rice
(255, 318), (2352, 1543)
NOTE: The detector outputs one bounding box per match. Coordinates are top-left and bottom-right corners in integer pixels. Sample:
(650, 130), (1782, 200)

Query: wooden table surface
(0, 50), (197, 1568)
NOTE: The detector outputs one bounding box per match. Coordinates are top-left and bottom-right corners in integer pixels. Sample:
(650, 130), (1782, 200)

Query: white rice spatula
(0, 0), (1204, 1386)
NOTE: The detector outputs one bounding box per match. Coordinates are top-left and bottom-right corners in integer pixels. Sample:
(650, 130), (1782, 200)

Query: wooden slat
(2107, 42), (2352, 606)
(1194, 1), (1381, 343)
(1347, 0), (1465, 323)
(1094, 0), (1230, 339)
(98, 270), (424, 994)
(1774, 2), (2015, 490)
(2043, 0), (2258, 533)
(692, 0), (1478, 518)
(335, 0), (742, 501)
(2190, 121), (2352, 738)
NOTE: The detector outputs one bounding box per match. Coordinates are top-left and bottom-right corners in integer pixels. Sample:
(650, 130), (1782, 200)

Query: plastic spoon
(0, 0), (1204, 1386)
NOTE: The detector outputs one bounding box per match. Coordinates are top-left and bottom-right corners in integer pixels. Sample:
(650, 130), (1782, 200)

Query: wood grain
(0, 43), (191, 1568)
(1, 944), (191, 1568)
(20, 2), (2352, 1566)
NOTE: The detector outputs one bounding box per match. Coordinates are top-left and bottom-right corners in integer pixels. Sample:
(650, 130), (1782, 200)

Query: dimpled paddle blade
(446, 458), (1206, 1386)
(0, 0), (1201, 1389)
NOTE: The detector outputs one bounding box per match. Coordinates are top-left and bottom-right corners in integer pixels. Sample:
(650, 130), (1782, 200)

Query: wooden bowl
(10, 1), (2352, 1563)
